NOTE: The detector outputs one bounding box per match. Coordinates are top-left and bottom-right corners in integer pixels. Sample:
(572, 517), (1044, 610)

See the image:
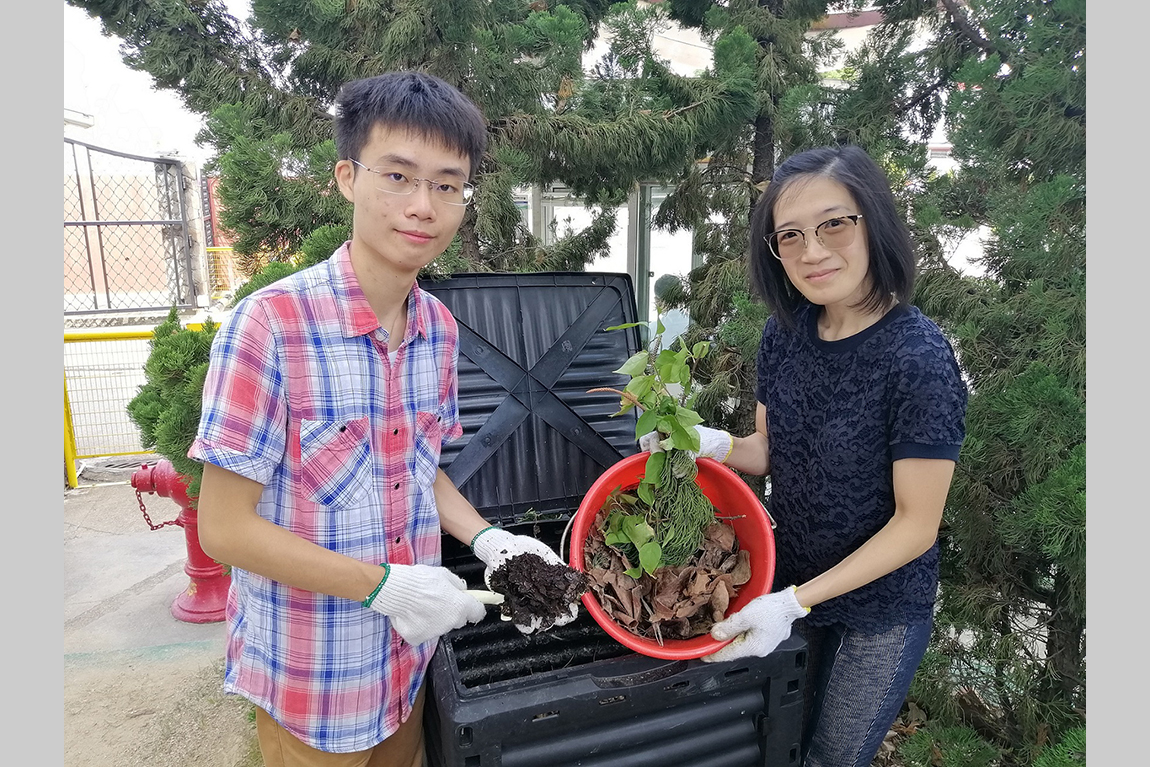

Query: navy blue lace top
(755, 302), (968, 631)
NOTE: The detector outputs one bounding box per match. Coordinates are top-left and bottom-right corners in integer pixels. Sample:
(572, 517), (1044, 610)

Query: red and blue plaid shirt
(189, 242), (463, 752)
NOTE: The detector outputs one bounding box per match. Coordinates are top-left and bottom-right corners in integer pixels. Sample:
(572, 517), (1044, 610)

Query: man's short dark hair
(334, 71), (487, 178)
(748, 145), (917, 330)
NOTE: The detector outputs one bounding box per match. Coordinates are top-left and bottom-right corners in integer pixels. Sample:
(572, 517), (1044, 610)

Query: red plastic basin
(569, 452), (776, 660)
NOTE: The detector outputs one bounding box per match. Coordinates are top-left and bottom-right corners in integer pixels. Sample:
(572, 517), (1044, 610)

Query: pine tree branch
(702, 164), (755, 183)
(660, 99), (706, 119)
(938, 0), (1006, 64)
(897, 74), (949, 115)
(70, 0), (333, 143)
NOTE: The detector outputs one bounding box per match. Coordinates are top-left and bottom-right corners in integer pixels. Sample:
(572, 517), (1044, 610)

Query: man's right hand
(364, 563), (487, 646)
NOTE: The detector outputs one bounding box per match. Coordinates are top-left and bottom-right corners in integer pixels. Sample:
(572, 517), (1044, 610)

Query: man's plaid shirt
(189, 242), (463, 752)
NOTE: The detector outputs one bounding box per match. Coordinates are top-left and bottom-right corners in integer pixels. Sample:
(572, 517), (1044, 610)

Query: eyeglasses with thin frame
(766, 214), (864, 260)
(350, 159), (475, 206)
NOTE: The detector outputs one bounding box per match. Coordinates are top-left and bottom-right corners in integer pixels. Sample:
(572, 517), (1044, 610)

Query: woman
(646, 144), (968, 766)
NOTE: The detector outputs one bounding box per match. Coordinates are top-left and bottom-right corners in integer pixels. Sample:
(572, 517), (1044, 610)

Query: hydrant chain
(136, 487), (183, 531)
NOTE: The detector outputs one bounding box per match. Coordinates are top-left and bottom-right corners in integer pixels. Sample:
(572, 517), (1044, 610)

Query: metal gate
(64, 138), (197, 316)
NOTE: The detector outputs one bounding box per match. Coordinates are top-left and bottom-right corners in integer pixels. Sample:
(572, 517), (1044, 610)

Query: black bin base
(424, 629), (806, 767)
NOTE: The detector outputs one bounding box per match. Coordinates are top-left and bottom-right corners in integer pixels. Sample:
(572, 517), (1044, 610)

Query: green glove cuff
(469, 525), (499, 550)
(362, 563), (391, 608)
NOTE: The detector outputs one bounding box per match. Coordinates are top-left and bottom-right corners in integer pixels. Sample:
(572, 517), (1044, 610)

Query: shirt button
(394, 536), (402, 544)
(393, 482), (400, 490)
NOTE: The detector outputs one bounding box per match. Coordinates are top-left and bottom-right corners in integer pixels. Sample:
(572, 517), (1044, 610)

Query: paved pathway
(64, 472), (256, 767)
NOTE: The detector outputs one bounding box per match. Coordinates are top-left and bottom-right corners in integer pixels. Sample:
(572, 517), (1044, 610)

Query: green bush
(1033, 728), (1086, 767)
(231, 260), (299, 305)
(126, 308), (218, 501)
(900, 725), (1001, 767)
(231, 224), (352, 306)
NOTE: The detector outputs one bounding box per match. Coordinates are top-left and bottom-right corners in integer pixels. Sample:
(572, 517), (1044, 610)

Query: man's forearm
(433, 468), (494, 546)
(197, 462), (383, 602)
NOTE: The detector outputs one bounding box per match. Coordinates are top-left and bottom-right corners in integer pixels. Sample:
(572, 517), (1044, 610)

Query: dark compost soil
(488, 552), (590, 631)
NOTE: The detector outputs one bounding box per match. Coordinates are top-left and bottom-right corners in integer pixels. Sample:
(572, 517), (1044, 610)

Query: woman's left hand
(702, 586), (809, 663)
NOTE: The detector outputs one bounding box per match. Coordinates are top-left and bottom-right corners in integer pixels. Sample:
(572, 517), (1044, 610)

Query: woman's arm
(722, 402), (771, 477)
(793, 457), (956, 609)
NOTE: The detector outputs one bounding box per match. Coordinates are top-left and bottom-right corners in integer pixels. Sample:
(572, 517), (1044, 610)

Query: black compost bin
(419, 273), (806, 767)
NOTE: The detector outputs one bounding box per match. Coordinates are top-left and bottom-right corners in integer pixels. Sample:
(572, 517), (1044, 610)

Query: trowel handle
(466, 589), (505, 605)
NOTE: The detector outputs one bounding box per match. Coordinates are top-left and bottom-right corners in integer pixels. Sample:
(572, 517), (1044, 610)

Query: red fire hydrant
(131, 459), (231, 623)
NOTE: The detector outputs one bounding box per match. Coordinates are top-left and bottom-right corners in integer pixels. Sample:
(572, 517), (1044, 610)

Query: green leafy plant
(592, 315), (718, 567)
(603, 509), (662, 579)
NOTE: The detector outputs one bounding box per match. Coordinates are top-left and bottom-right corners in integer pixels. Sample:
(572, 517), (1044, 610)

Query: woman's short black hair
(748, 145), (916, 330)
(333, 71), (487, 179)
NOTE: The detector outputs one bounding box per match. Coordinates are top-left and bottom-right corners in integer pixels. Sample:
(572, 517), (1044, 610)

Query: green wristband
(469, 525), (498, 550)
(362, 563), (390, 608)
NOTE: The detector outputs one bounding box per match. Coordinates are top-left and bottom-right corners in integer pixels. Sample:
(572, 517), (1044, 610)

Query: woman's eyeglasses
(766, 215), (864, 260)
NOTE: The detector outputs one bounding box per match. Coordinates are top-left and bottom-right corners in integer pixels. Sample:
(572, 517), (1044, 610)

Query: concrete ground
(64, 462), (259, 767)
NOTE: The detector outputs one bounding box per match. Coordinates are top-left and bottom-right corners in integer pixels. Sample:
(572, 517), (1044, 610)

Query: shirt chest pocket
(300, 417), (373, 508)
(410, 410), (444, 490)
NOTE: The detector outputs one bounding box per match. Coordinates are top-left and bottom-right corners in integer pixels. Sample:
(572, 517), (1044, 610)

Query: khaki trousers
(255, 685), (426, 767)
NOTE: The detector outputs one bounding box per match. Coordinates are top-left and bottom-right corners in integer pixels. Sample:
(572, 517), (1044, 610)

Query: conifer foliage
(68, 0), (757, 271)
(613, 0), (1086, 762)
(79, 0), (757, 504)
(125, 309), (217, 499)
(908, 1), (1086, 761)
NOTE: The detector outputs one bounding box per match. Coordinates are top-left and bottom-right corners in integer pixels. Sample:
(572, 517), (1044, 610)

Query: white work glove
(471, 526), (580, 634)
(639, 425), (733, 462)
(364, 563), (488, 646)
(701, 586), (809, 663)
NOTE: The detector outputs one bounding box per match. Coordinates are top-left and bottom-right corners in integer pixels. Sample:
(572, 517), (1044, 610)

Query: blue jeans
(796, 617), (933, 767)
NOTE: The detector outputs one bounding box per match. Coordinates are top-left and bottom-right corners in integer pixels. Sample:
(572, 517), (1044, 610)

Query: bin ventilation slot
(446, 611), (631, 688)
(442, 516), (633, 688)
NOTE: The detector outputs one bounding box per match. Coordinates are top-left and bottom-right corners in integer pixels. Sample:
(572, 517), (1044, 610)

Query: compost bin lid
(418, 272), (642, 525)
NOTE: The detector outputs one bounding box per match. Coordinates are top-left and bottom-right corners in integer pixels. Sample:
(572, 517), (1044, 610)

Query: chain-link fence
(64, 331), (154, 461)
(65, 138), (197, 317)
(64, 138), (212, 485)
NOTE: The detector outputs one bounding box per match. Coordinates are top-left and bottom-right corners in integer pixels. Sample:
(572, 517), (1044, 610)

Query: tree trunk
(751, 111), (775, 187)
(1044, 566), (1086, 711)
(459, 208), (481, 267)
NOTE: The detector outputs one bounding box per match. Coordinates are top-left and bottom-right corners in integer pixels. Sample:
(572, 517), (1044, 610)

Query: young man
(190, 71), (575, 767)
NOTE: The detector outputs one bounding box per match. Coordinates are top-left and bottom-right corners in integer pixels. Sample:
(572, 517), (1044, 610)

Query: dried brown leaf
(704, 522), (737, 552)
(710, 579), (731, 621)
(583, 509), (752, 641)
(729, 550), (752, 586)
(686, 570), (713, 597)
